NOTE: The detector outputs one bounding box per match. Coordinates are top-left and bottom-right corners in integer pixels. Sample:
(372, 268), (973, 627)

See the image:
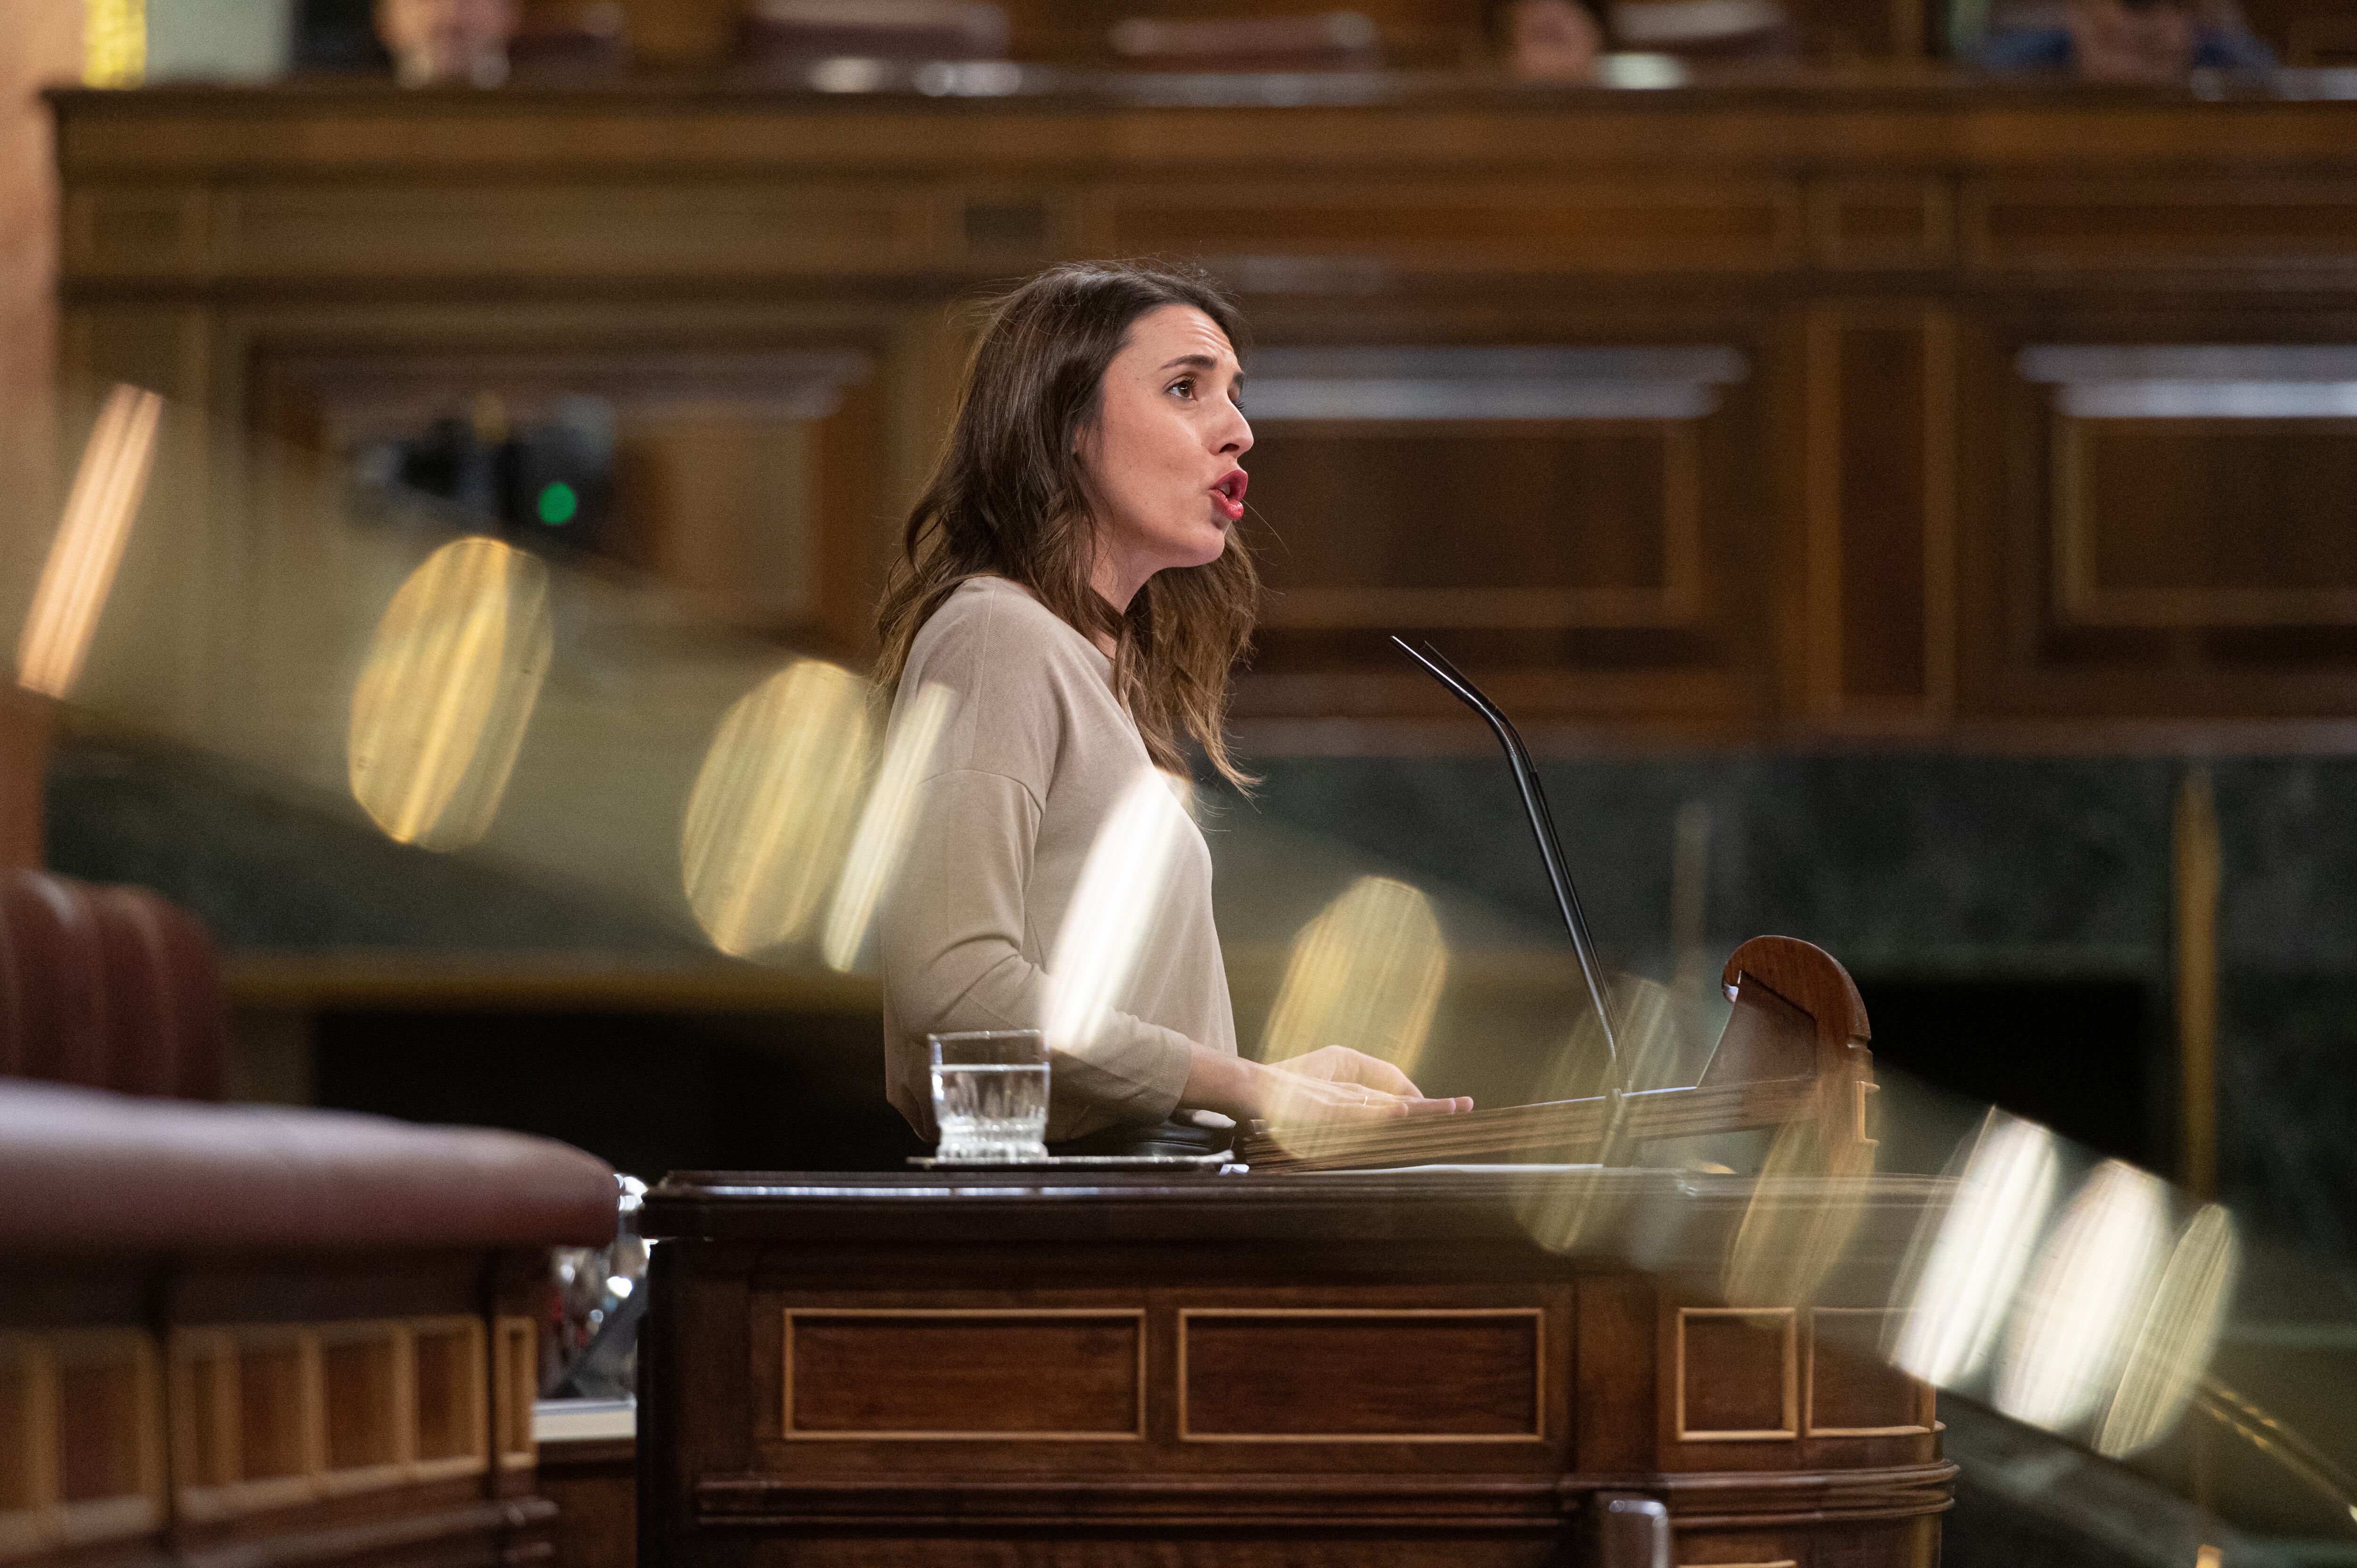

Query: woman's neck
(1088, 546), (1145, 659)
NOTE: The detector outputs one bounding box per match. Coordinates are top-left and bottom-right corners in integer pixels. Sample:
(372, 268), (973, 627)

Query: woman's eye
(1168, 378), (1194, 399)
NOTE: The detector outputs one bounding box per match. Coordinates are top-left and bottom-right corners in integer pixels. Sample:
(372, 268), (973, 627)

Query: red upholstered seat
(0, 868), (227, 1100)
(3, 1079), (620, 1252)
(2, 867), (618, 1254)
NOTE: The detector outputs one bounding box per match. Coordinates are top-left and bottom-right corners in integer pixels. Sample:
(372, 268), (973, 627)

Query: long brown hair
(874, 261), (1259, 788)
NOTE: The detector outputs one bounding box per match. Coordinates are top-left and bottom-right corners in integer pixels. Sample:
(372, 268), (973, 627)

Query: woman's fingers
(1274, 1045), (1426, 1099)
(1330, 1051), (1423, 1098)
(1258, 1067), (1473, 1125)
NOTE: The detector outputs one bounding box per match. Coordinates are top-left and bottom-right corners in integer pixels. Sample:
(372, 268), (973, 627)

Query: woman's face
(1076, 304), (1253, 605)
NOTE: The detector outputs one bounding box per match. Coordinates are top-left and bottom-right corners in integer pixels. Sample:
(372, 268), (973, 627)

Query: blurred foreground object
(1107, 11), (1383, 71)
(377, 0), (519, 84)
(347, 536), (553, 853)
(16, 385), (162, 703)
(1259, 875), (1448, 1080)
(680, 659), (873, 959)
(82, 0), (147, 85)
(1238, 934), (1874, 1172)
(1, 867), (617, 1568)
(547, 1175), (651, 1399)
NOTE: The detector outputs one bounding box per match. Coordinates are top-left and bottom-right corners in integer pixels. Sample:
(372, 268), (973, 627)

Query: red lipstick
(1211, 468), (1249, 522)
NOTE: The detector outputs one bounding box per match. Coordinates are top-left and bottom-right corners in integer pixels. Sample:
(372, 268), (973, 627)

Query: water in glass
(927, 1030), (1049, 1162)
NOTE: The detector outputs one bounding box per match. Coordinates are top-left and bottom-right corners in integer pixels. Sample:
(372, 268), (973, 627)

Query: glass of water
(928, 1029), (1049, 1162)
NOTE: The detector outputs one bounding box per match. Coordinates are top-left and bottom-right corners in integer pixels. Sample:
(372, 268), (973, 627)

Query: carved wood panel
(1232, 339), (1776, 730)
(1963, 325), (2357, 723)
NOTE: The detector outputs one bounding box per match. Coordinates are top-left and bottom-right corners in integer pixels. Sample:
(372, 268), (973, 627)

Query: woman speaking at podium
(873, 261), (1470, 1151)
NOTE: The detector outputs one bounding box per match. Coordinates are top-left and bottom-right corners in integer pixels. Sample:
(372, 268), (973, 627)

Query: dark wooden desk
(638, 1167), (1954, 1567)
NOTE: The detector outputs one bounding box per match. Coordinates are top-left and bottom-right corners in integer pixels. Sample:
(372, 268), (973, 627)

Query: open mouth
(1211, 469), (1249, 522)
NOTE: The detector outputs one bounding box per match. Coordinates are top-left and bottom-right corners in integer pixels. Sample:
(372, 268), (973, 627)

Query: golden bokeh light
(1888, 1110), (2060, 1388)
(1043, 768), (1192, 1054)
(1994, 1158), (2169, 1431)
(1721, 1115), (1876, 1310)
(16, 384), (164, 701)
(347, 536), (552, 852)
(819, 681), (956, 973)
(680, 658), (874, 958)
(1511, 977), (1699, 1258)
(2094, 1202), (2238, 1458)
(1260, 875), (1448, 1077)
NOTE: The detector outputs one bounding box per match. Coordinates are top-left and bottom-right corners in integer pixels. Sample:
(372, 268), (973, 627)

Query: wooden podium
(637, 1163), (1954, 1567)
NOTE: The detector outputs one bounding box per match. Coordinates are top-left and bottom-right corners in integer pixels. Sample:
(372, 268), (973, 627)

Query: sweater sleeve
(878, 766), (1197, 1142)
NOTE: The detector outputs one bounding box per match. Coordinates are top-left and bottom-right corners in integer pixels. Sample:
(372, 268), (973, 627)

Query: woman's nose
(1218, 405), (1253, 458)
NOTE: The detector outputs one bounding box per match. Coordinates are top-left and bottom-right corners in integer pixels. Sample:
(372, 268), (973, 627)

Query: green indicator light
(537, 481), (578, 526)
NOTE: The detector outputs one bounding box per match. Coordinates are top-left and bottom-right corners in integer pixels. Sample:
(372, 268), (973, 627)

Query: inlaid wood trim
(1673, 1308), (1799, 1443)
(168, 1316), (493, 1522)
(781, 1309), (1148, 1442)
(1176, 1307), (1547, 1444)
(493, 1316), (538, 1471)
(0, 1329), (165, 1561)
(1680, 1559), (1797, 1568)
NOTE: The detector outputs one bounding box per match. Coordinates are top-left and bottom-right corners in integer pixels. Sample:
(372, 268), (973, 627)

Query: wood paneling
(1803, 306), (1955, 730)
(1103, 180), (1802, 274)
(1963, 326), (2357, 724)
(0, 1329), (164, 1561)
(47, 82), (2357, 746)
(783, 1310), (1146, 1439)
(1674, 1309), (1798, 1442)
(1178, 1309), (1544, 1440)
(1806, 1309), (1932, 1437)
(1247, 420), (1701, 630)
(1969, 180), (2357, 271)
(2056, 418), (2357, 627)
(652, 1170), (1951, 1566)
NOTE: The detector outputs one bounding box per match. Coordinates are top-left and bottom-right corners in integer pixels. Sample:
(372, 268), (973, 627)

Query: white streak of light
(1889, 1112), (2060, 1387)
(17, 385), (164, 699)
(1043, 767), (1189, 1053)
(2095, 1203), (2240, 1458)
(1994, 1158), (2170, 1432)
(819, 681), (956, 972)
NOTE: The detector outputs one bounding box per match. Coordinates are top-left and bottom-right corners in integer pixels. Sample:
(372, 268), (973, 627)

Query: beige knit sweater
(877, 575), (1237, 1141)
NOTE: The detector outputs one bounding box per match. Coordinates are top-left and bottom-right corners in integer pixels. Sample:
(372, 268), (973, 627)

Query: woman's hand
(1182, 1041), (1472, 1126)
(1265, 1045), (1474, 1124)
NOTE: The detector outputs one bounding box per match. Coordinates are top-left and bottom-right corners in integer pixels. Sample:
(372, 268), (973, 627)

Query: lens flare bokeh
(347, 535), (552, 853)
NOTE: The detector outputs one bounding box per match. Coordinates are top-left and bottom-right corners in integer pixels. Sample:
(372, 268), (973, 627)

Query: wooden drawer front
(1179, 1309), (1544, 1442)
(783, 1312), (1144, 1441)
